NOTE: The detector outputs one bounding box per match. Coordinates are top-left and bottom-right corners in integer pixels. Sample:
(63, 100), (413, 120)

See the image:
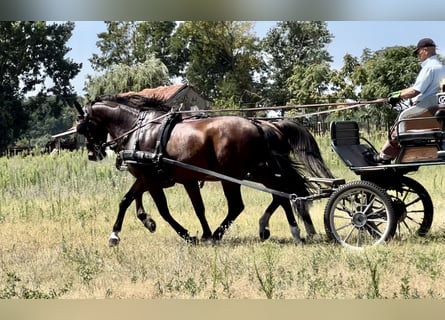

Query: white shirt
(412, 55), (445, 105)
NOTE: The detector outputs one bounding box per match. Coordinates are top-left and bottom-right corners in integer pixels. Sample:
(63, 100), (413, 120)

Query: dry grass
(1, 141), (445, 299)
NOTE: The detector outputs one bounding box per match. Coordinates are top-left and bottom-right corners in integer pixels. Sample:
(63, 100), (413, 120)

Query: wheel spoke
(343, 224), (356, 243)
(356, 228), (362, 247)
(365, 223), (384, 237)
(335, 221), (354, 232)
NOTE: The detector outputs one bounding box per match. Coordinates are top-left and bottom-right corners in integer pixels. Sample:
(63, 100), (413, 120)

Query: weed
(398, 275), (420, 299)
(0, 272), (71, 299)
(253, 242), (279, 299)
(413, 250), (443, 280)
(364, 253), (381, 298)
(209, 247), (233, 299)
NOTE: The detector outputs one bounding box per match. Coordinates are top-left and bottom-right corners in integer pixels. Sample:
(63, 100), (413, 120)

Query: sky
(66, 21), (445, 96)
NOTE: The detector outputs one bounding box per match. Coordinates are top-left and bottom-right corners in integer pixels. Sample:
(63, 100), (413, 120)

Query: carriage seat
(330, 121), (375, 167)
(396, 108), (445, 145)
(397, 129), (442, 145)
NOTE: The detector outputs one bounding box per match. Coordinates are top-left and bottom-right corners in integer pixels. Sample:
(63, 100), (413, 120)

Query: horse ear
(73, 100), (85, 119)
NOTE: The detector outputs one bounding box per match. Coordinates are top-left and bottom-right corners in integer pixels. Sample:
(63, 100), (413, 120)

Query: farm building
(120, 83), (211, 111)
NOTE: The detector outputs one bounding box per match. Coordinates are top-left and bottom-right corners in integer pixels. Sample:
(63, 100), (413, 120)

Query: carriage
(74, 90), (445, 250)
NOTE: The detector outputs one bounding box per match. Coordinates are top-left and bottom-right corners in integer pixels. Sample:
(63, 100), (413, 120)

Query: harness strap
(102, 112), (170, 149)
(135, 111), (148, 150)
(154, 112), (183, 156)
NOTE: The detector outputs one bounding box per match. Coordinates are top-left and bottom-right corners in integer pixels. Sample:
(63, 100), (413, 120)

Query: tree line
(0, 21), (426, 154)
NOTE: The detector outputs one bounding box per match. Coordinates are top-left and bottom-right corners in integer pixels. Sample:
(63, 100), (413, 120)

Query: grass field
(1, 133), (445, 299)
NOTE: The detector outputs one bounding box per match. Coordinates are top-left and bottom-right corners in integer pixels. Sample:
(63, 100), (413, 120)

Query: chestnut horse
(75, 95), (333, 246)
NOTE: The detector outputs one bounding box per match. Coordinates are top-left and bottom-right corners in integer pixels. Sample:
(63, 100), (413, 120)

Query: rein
(89, 98), (386, 150)
(170, 98), (387, 117)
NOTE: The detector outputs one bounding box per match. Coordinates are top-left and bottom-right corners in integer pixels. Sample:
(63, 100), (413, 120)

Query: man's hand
(388, 91), (401, 105)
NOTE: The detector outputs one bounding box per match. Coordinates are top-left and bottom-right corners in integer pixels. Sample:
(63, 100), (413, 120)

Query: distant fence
(4, 146), (38, 157)
(305, 121), (329, 135)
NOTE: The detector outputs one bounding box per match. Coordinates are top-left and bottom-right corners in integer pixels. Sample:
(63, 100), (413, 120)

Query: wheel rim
(324, 181), (396, 249)
(386, 176), (433, 238)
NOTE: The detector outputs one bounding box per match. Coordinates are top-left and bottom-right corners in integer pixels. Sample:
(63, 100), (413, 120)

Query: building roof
(119, 83), (188, 102)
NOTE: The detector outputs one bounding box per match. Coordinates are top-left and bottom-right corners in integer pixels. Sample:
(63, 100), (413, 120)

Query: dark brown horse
(75, 95), (333, 246)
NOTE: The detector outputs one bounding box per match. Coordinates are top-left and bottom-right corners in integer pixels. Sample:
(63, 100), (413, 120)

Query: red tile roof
(120, 84), (187, 101)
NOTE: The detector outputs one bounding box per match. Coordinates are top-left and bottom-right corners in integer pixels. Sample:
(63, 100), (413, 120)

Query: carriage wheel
(324, 180), (397, 249)
(384, 176), (433, 238)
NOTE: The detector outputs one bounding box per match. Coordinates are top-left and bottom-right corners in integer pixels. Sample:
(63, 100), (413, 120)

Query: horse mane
(94, 94), (171, 112)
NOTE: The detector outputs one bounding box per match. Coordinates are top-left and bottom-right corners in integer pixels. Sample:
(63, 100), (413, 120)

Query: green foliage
(325, 46), (420, 128)
(287, 61), (333, 104)
(172, 21), (262, 105)
(358, 46), (419, 99)
(0, 272), (70, 299)
(16, 96), (78, 149)
(87, 56), (170, 99)
(90, 21), (181, 76)
(0, 21), (81, 153)
(261, 21), (333, 105)
(329, 54), (361, 101)
(253, 242), (280, 299)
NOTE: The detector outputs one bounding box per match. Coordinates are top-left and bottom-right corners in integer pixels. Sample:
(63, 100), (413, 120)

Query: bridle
(76, 103), (108, 159)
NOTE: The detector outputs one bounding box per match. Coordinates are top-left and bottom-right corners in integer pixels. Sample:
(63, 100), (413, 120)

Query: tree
(355, 46), (420, 129)
(16, 96), (77, 149)
(287, 61), (333, 104)
(89, 21), (182, 77)
(261, 21), (333, 106)
(0, 21), (81, 153)
(86, 56), (170, 99)
(329, 53), (361, 101)
(357, 46), (419, 98)
(171, 21), (263, 106)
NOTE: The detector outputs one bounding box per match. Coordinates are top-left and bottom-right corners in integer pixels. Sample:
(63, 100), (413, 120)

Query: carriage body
(326, 97), (445, 249)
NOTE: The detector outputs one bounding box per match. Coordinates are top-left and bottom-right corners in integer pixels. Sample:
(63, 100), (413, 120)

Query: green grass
(1, 137), (445, 299)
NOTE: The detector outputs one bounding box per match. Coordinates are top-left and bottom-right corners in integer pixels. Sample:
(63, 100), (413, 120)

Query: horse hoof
(108, 233), (120, 247)
(144, 219), (156, 233)
(212, 229), (224, 241)
(293, 237), (305, 245)
(259, 228), (270, 241)
(201, 237), (215, 245)
(186, 236), (199, 245)
(108, 238), (120, 247)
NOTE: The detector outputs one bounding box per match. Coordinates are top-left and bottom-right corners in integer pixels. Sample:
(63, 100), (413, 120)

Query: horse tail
(255, 121), (311, 197)
(271, 119), (335, 179)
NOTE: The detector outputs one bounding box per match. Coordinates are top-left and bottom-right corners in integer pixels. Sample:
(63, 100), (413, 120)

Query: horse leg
(291, 199), (316, 240)
(109, 180), (143, 247)
(278, 198), (305, 244)
(280, 198), (316, 244)
(135, 194), (156, 233)
(212, 182), (244, 241)
(258, 197), (280, 241)
(183, 181), (212, 241)
(147, 184), (197, 243)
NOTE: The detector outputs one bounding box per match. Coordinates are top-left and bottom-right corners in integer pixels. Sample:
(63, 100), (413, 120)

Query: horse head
(75, 101), (109, 161)
(74, 95), (170, 162)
